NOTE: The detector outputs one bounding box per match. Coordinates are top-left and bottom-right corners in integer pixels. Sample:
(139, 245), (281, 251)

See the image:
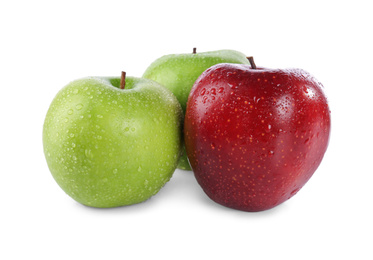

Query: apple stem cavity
(247, 56), (257, 69)
(193, 47), (197, 54)
(120, 71), (126, 89)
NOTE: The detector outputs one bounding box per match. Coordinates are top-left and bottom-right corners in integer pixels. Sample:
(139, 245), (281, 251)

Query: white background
(1, 0), (372, 259)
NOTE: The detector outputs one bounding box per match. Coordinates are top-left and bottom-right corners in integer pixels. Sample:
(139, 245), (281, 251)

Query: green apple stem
(247, 56), (257, 69)
(120, 71), (126, 89)
(193, 47), (197, 54)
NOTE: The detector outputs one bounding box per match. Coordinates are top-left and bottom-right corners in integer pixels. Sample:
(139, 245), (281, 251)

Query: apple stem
(120, 71), (126, 89)
(247, 56), (257, 69)
(193, 47), (197, 54)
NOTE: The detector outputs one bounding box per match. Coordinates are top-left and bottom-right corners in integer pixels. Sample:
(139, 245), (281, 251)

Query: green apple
(43, 72), (183, 208)
(143, 48), (251, 170)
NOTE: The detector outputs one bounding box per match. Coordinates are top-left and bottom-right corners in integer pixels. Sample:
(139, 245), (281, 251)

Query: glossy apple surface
(184, 63), (331, 211)
(143, 49), (250, 170)
(43, 75), (183, 208)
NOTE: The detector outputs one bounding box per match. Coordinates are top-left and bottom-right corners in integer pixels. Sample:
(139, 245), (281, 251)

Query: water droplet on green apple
(76, 103), (83, 110)
(113, 169), (118, 174)
(85, 149), (94, 159)
(138, 166), (142, 172)
(67, 109), (73, 115)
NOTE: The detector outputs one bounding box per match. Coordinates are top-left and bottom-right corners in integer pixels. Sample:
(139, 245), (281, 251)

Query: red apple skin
(184, 63), (331, 212)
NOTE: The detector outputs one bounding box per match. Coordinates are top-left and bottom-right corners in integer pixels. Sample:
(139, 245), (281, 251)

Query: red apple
(184, 58), (331, 212)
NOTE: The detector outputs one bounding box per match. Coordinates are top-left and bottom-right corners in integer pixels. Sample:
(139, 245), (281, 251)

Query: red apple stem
(120, 71), (126, 89)
(247, 56), (257, 69)
(193, 47), (197, 54)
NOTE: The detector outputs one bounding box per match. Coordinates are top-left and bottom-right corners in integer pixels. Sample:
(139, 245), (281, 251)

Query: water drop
(290, 188), (300, 197)
(265, 124), (272, 133)
(85, 149), (94, 159)
(113, 169), (118, 174)
(67, 109), (73, 115)
(138, 166), (142, 172)
(76, 104), (83, 110)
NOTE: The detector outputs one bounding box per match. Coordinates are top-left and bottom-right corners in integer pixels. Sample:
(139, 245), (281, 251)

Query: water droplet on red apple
(290, 187), (300, 197)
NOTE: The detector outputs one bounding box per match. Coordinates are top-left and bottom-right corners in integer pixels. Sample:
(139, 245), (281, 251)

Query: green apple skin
(143, 49), (250, 170)
(43, 76), (183, 208)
